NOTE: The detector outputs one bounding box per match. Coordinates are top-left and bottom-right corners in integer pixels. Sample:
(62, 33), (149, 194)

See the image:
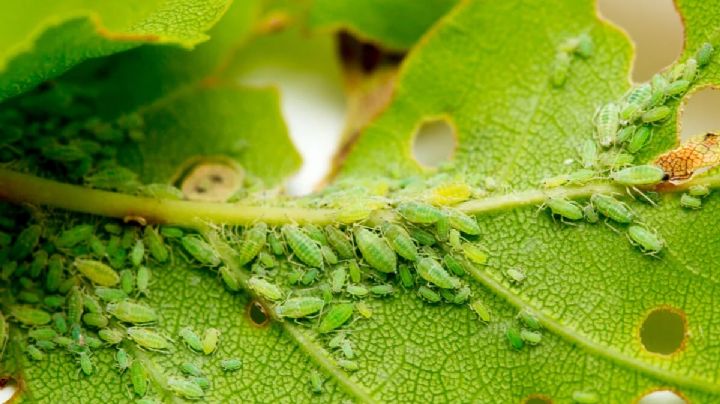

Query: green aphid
(58, 277), (77, 295)
(572, 390), (599, 403)
(85, 336), (103, 349)
(238, 223), (268, 266)
(599, 151), (635, 169)
(447, 209), (481, 235)
(98, 328), (125, 344)
(89, 236), (106, 257)
(129, 240), (145, 267)
(70, 323), (82, 343)
(324, 226), (354, 260)
(611, 164), (665, 186)
(616, 126), (635, 144)
(356, 301), (373, 318)
(590, 194), (635, 224)
(30, 250), (48, 278)
(566, 169), (595, 185)
(219, 266), (241, 292)
(79, 351), (93, 376)
(443, 254), (466, 277)
(82, 312), (109, 328)
(370, 284), (394, 296)
(518, 311), (541, 330)
(28, 327), (57, 341)
(337, 359), (359, 372)
(683, 57), (698, 82)
(434, 215), (451, 242)
(409, 226), (437, 246)
(579, 139), (598, 168)
(381, 222), (418, 261)
(594, 102), (619, 147)
(340, 340), (355, 359)
(83, 294), (102, 313)
(136, 266), (150, 295)
(354, 227), (396, 273)
(94, 287), (128, 302)
(470, 300), (491, 322)
(301, 268), (319, 286)
(139, 183), (184, 200)
(575, 33), (593, 57)
(649, 73), (669, 106)
(191, 377), (211, 390)
(202, 328), (221, 355)
(104, 223), (123, 235)
(641, 106), (671, 123)
(52, 313), (67, 335)
(620, 83), (652, 120)
(318, 303), (355, 334)
(276, 297), (325, 319)
(11, 224), (41, 261)
(696, 42), (714, 67)
(35, 339), (57, 351)
(680, 193), (702, 209)
(0, 261), (16, 281)
(84, 165), (139, 191)
(283, 225), (323, 268)
(120, 270), (134, 295)
(143, 227), (168, 263)
(106, 236), (126, 268)
(688, 185), (710, 197)
(627, 225), (664, 254)
(287, 269), (302, 285)
(453, 286), (472, 304)
(168, 376), (204, 399)
(348, 260), (362, 283)
(320, 284), (333, 304)
(506, 267), (526, 284)
(506, 327), (524, 350)
(74, 258), (120, 286)
(626, 126), (652, 153)
(18, 291), (40, 303)
(106, 301), (158, 323)
(397, 201), (444, 224)
(26, 344), (45, 361)
(248, 277), (283, 301)
(541, 174), (568, 189)
(520, 329), (542, 345)
(328, 334), (345, 349)
(130, 360), (148, 397)
(304, 224), (327, 245)
(462, 243), (488, 265)
(181, 235), (220, 266)
(258, 251), (276, 268)
(321, 245), (338, 265)
(160, 226), (184, 238)
(18, 277), (35, 289)
(418, 286), (441, 303)
(179, 327), (203, 352)
(116, 348), (130, 372)
(55, 224), (93, 248)
(127, 327), (171, 351)
(11, 305), (51, 326)
(53, 336), (74, 348)
(267, 232), (285, 256)
(550, 51), (571, 87)
(665, 80), (690, 97)
(398, 264), (415, 288)
(181, 362), (203, 377)
(346, 284), (369, 297)
(310, 370), (324, 394)
(220, 358), (243, 371)
(331, 266), (347, 293)
(545, 197), (583, 221)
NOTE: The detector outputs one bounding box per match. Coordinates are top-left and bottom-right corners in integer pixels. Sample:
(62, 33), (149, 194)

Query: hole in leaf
(597, 0), (683, 82)
(0, 377), (19, 403)
(411, 118), (456, 167)
(680, 88), (720, 142)
(247, 300), (270, 328)
(638, 390), (687, 404)
(640, 307), (687, 355)
(523, 394), (552, 404)
(178, 160), (244, 202)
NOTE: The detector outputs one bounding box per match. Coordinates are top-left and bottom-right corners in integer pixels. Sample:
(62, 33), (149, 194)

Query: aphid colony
(0, 212), (241, 401)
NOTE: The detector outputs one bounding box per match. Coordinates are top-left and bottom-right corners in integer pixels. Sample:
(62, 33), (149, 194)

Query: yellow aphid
(428, 182), (472, 205)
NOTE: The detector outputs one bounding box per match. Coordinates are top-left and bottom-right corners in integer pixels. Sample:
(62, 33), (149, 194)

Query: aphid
(447, 209), (481, 235)
(568, 169), (596, 184)
(590, 194), (635, 223)
(453, 286), (472, 304)
(348, 260), (362, 283)
(520, 329), (542, 345)
(506, 327), (524, 350)
(696, 42), (714, 67)
(267, 232), (285, 256)
(506, 267), (526, 284)
(191, 377), (211, 390)
(94, 287), (128, 302)
(416, 257), (460, 289)
(340, 340), (355, 359)
(572, 390), (599, 403)
(610, 164), (665, 186)
(79, 351), (93, 375)
(127, 327), (172, 351)
(321, 245), (338, 265)
(301, 268), (319, 285)
(320, 284), (333, 304)
(52, 313), (67, 334)
(304, 224), (328, 245)
(238, 222), (268, 265)
(541, 174), (568, 189)
(688, 185), (710, 197)
(595, 103), (619, 147)
(337, 359), (359, 372)
(574, 33), (593, 57)
(370, 284), (394, 296)
(248, 277), (283, 301)
(130, 360), (148, 397)
(116, 348), (130, 372)
(641, 106), (671, 123)
(428, 182), (472, 205)
(328, 333), (346, 348)
(330, 266), (347, 293)
(616, 126), (635, 144)
(626, 126), (652, 153)
(29, 250), (48, 278)
(336, 205), (373, 223)
(258, 251), (276, 268)
(11, 305), (51, 326)
(470, 300), (491, 322)
(74, 258), (120, 286)
(218, 266), (241, 292)
(462, 243), (488, 265)
(11, 224), (41, 261)
(346, 284), (369, 297)
(55, 224), (94, 249)
(381, 223), (418, 261)
(18, 291), (40, 303)
(309, 370), (324, 394)
(443, 254), (466, 277)
(181, 235), (220, 266)
(136, 266), (150, 295)
(356, 301), (373, 318)
(0, 261), (16, 281)
(396, 201), (444, 224)
(408, 226), (436, 246)
(53, 335), (73, 348)
(220, 358), (243, 371)
(323, 226), (353, 259)
(545, 197), (583, 221)
(627, 224), (664, 254)
(181, 362), (203, 377)
(599, 151), (635, 169)
(318, 303), (354, 333)
(680, 193), (702, 209)
(82, 312), (109, 328)
(129, 240), (145, 267)
(398, 264), (415, 288)
(582, 204), (599, 224)
(354, 227), (396, 273)
(620, 83), (652, 120)
(160, 226), (184, 238)
(99, 328), (125, 344)
(35, 339), (57, 351)
(434, 215), (451, 241)
(648, 73), (669, 106)
(683, 57), (698, 82)
(105, 223), (123, 235)
(202, 328), (221, 355)
(518, 311), (541, 330)
(276, 297), (325, 319)
(120, 270), (134, 295)
(579, 139), (598, 168)
(179, 327), (203, 352)
(106, 301), (158, 323)
(28, 327), (57, 341)
(666, 79), (691, 97)
(551, 51), (571, 87)
(26, 344), (45, 361)
(418, 286), (440, 303)
(70, 323), (82, 343)
(283, 225), (323, 268)
(88, 235), (106, 258)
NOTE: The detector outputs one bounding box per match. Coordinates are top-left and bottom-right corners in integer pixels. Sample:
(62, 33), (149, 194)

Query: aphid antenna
(629, 186), (658, 206)
(601, 220), (622, 234)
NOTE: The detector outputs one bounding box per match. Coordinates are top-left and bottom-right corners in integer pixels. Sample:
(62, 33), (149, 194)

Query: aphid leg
(631, 187), (657, 206)
(602, 219), (621, 234)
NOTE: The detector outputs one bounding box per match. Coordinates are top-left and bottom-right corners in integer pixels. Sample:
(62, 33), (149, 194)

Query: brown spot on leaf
(247, 300), (270, 328)
(655, 132), (720, 182)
